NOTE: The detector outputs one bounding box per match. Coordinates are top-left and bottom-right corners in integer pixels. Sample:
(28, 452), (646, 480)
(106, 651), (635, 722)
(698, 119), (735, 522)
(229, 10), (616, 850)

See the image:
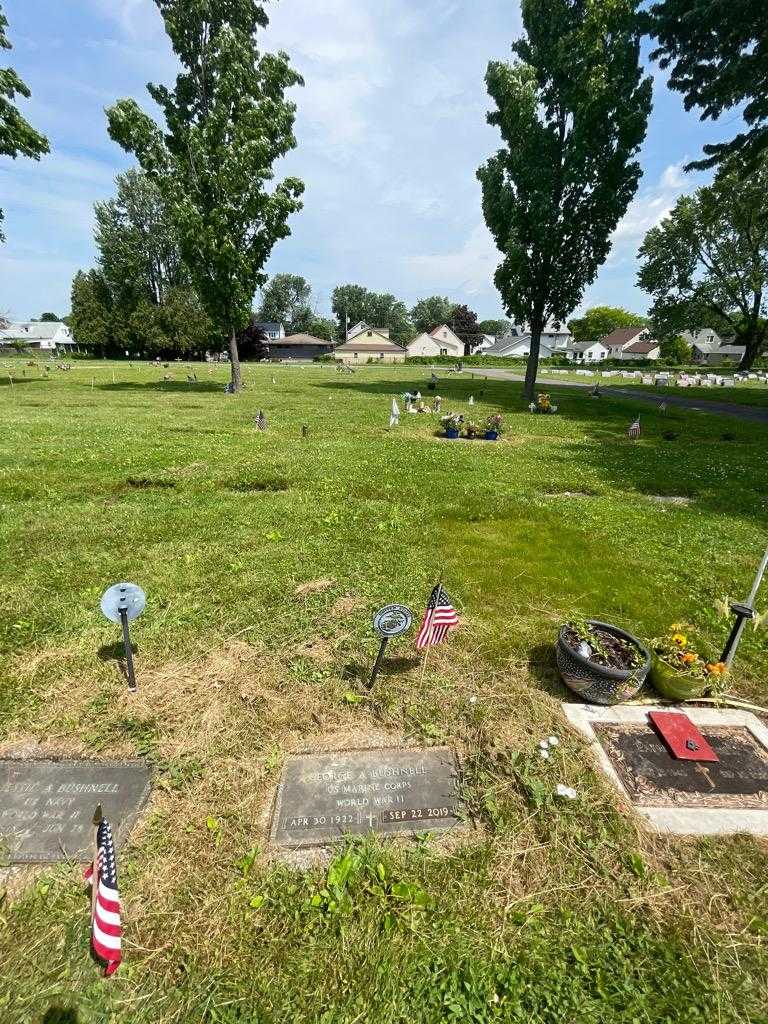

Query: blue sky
(0, 0), (740, 322)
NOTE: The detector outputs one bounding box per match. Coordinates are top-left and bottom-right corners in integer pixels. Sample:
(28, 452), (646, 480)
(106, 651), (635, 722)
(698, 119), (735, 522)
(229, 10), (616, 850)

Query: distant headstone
(271, 746), (462, 848)
(0, 759), (151, 863)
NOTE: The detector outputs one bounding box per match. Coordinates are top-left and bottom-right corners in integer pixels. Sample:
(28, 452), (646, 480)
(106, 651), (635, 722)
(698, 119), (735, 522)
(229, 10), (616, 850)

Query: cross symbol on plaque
(365, 812), (376, 828)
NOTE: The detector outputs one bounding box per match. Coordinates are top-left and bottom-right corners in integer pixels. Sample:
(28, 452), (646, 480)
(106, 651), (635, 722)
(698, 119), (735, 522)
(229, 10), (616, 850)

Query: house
(347, 321), (391, 341)
(0, 321), (75, 351)
(476, 334), (497, 352)
(681, 328), (726, 350)
(255, 321), (285, 341)
(334, 329), (405, 364)
(600, 327), (657, 360)
(692, 343), (746, 366)
(406, 324), (463, 358)
(623, 340), (660, 360)
(267, 333), (336, 360)
(565, 340), (609, 362)
(484, 335), (559, 360)
(497, 320), (573, 354)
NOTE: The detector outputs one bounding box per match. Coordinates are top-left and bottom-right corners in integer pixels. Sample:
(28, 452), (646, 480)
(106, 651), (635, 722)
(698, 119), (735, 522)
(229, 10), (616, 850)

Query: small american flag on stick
(85, 812), (122, 977)
(416, 584), (459, 650)
(628, 416), (641, 440)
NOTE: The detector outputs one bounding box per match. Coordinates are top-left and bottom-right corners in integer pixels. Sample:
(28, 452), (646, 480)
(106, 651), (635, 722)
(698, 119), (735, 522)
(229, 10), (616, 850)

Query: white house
(683, 328), (745, 365)
(255, 321), (285, 341)
(406, 324), (463, 358)
(565, 340), (609, 363)
(484, 335), (559, 360)
(0, 321), (75, 350)
(334, 329), (405, 364)
(496, 320), (573, 354)
(600, 327), (660, 360)
(347, 321), (391, 341)
(681, 328), (725, 349)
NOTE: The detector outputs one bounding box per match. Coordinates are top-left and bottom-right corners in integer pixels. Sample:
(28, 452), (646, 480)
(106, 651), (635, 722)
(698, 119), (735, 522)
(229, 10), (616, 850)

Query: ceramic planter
(649, 654), (709, 701)
(556, 620), (651, 706)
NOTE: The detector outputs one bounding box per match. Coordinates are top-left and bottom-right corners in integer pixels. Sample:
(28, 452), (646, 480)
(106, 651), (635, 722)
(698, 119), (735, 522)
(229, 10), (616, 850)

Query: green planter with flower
(649, 627), (727, 701)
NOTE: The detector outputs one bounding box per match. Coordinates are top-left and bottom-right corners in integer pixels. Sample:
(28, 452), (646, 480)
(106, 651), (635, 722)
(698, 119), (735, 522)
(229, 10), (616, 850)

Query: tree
(95, 169), (186, 309)
(411, 296), (456, 334)
(106, 0), (304, 390)
(478, 0), (652, 400)
(637, 159), (768, 371)
(331, 285), (413, 343)
(645, 1), (768, 171)
(568, 306), (647, 344)
(0, 5), (49, 242)
(259, 273), (312, 330)
(659, 335), (692, 365)
(70, 270), (113, 354)
(450, 304), (482, 356)
(39, 312), (61, 322)
(478, 318), (510, 337)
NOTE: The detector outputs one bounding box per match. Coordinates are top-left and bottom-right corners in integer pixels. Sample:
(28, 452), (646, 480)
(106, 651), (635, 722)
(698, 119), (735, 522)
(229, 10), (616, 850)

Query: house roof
(601, 327), (647, 347)
(335, 332), (403, 353)
(571, 340), (607, 352)
(714, 345), (746, 355)
(0, 321), (69, 341)
(624, 340), (659, 354)
(255, 321), (283, 332)
(277, 333), (332, 347)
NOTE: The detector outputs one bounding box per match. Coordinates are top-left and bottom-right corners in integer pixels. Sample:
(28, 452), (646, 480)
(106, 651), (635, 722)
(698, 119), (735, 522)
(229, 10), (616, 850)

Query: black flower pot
(556, 620), (651, 706)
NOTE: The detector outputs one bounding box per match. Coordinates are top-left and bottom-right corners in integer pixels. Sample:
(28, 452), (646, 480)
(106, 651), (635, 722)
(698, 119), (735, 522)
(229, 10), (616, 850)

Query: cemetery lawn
(1, 359), (767, 1024)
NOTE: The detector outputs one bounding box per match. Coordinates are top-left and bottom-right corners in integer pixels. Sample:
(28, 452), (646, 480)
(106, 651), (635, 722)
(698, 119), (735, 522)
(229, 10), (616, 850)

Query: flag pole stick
(90, 803), (103, 920)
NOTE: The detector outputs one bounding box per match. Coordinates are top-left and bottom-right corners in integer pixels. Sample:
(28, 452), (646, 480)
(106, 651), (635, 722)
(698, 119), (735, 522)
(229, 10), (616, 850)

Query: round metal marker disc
(100, 583), (147, 624)
(373, 604), (413, 638)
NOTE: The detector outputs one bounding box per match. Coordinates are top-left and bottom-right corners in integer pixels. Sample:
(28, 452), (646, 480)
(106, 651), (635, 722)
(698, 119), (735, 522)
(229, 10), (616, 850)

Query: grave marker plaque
(271, 746), (462, 848)
(0, 759), (151, 863)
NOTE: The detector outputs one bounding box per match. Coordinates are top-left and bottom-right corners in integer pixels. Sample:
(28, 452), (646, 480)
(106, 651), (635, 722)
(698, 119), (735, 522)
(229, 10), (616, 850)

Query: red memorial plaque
(648, 712), (720, 763)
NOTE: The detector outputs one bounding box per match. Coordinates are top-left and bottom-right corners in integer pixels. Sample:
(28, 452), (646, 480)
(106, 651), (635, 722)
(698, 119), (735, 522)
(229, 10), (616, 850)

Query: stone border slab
(562, 703), (768, 836)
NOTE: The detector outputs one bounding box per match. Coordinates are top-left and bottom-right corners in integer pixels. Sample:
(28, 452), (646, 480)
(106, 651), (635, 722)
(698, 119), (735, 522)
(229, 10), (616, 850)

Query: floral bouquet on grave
(464, 420), (481, 439)
(486, 413), (503, 435)
(530, 393), (558, 415)
(648, 624), (727, 701)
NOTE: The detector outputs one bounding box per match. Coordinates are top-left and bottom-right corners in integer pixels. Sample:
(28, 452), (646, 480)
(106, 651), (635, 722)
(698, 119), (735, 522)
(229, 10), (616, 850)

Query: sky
(0, 0), (742, 323)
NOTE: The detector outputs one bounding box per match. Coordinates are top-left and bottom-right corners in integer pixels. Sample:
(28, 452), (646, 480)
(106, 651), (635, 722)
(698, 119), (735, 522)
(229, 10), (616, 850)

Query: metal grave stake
(721, 546), (768, 667)
(100, 583), (147, 691)
(368, 604), (414, 689)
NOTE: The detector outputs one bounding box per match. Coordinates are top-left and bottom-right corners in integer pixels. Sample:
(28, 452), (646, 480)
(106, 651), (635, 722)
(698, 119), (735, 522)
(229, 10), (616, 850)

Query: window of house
(440, 348), (447, 356)
(353, 352), (358, 359)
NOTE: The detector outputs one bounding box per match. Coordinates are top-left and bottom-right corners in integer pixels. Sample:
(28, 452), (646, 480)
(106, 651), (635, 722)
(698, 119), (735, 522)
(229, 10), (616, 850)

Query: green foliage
(106, 0), (304, 389)
(568, 306), (647, 344)
(645, 0), (768, 171)
(637, 159), (768, 371)
(259, 273), (312, 331)
(477, 318), (510, 337)
(331, 284), (413, 343)
(478, 0), (652, 399)
(38, 312), (61, 322)
(0, 4), (49, 242)
(411, 296), (456, 334)
(659, 335), (692, 365)
(69, 270), (113, 354)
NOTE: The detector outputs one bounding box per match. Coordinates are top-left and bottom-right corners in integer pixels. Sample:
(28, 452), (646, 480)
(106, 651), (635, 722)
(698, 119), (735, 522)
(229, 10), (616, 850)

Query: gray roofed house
(267, 333), (336, 360)
(0, 321), (75, 350)
(254, 322), (286, 341)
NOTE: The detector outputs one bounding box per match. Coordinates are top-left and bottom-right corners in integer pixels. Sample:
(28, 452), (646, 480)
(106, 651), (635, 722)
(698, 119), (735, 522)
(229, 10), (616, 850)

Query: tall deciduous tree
(95, 169), (187, 309)
(637, 160), (768, 371)
(411, 296), (456, 334)
(645, 1), (768, 171)
(568, 306), (647, 344)
(478, 0), (652, 400)
(0, 5), (49, 242)
(259, 273), (312, 330)
(106, 0), (304, 391)
(450, 304), (482, 356)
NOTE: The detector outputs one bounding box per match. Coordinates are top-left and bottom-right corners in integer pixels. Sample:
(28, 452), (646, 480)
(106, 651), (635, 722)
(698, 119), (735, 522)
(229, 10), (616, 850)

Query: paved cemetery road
(461, 367), (768, 424)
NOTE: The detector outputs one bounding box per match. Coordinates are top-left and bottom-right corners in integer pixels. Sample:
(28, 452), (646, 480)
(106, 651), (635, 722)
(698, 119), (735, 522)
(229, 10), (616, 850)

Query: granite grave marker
(271, 746), (462, 848)
(0, 759), (151, 863)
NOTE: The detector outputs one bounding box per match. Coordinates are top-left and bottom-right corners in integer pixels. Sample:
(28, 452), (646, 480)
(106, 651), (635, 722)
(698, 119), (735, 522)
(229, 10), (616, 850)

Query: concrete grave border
(562, 703), (768, 836)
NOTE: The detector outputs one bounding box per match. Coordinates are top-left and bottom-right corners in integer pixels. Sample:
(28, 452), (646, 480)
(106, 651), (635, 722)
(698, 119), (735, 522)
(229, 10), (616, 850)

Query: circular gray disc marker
(100, 582), (147, 624)
(373, 604), (413, 638)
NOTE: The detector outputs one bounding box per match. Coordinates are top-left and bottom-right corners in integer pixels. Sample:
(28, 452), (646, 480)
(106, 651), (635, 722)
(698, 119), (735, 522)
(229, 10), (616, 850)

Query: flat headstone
(0, 759), (151, 863)
(271, 746), (462, 849)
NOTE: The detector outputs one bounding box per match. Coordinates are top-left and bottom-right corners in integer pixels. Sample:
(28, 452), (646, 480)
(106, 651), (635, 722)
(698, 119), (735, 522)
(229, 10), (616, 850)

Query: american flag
(85, 818), (122, 977)
(256, 410), (268, 431)
(416, 584), (459, 650)
(628, 416), (641, 440)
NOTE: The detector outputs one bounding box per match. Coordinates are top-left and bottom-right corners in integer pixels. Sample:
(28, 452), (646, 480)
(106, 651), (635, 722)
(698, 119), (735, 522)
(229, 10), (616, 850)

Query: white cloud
(609, 161), (700, 259)
(403, 222), (499, 296)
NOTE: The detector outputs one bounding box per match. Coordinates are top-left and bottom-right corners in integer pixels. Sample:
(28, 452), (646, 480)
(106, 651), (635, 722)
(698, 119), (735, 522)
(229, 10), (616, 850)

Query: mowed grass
(1, 359), (767, 1023)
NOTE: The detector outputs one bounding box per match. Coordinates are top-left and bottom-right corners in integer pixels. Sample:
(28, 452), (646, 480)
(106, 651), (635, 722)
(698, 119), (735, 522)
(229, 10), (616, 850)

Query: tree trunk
(737, 324), (766, 372)
(229, 326), (242, 391)
(523, 326), (543, 403)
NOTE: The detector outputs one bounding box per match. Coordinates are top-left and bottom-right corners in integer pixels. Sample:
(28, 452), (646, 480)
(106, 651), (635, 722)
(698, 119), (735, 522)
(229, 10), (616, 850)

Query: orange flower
(681, 652), (698, 665)
(706, 662), (727, 676)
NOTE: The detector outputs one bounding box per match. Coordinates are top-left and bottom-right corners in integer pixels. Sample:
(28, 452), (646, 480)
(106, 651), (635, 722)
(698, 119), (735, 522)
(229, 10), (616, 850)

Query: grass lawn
(1, 359), (767, 1023)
